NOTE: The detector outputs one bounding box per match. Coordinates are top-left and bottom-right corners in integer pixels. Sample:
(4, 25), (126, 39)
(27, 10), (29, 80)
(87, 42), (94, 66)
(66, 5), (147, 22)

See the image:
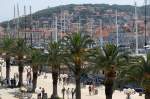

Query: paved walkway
(0, 66), (145, 99)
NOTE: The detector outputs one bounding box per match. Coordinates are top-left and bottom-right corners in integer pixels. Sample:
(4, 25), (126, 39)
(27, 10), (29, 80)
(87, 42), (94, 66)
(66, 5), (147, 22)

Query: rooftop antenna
(116, 10), (119, 47)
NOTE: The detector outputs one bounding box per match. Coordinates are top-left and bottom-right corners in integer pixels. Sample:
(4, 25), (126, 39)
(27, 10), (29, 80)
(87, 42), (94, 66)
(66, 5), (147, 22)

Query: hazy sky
(0, 0), (147, 22)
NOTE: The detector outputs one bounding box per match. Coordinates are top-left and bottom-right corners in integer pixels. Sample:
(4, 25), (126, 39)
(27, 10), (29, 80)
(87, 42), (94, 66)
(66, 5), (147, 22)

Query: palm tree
(95, 44), (128, 99)
(124, 53), (150, 99)
(29, 49), (44, 92)
(1, 37), (14, 80)
(47, 41), (63, 99)
(13, 38), (28, 87)
(62, 33), (93, 99)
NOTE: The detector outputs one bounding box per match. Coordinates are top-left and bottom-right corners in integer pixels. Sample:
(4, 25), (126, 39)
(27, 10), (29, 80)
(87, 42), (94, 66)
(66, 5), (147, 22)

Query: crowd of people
(58, 76), (71, 85)
(35, 87), (47, 99)
(1, 68), (100, 99)
(1, 73), (19, 88)
(88, 84), (98, 95)
(62, 87), (75, 99)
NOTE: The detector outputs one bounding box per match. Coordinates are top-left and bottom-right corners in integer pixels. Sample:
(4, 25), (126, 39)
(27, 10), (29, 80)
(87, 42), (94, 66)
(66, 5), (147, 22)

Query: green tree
(29, 49), (45, 92)
(95, 44), (127, 99)
(47, 41), (63, 99)
(1, 37), (14, 80)
(13, 39), (28, 87)
(63, 33), (93, 99)
(124, 54), (150, 99)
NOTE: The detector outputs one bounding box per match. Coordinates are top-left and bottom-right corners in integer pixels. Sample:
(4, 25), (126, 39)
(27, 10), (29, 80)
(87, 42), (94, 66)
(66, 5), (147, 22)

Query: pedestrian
(62, 87), (65, 99)
(71, 88), (75, 99)
(10, 78), (13, 88)
(92, 84), (95, 95)
(36, 87), (42, 99)
(66, 88), (70, 99)
(89, 85), (92, 95)
(41, 88), (45, 99)
(39, 66), (42, 75)
(27, 68), (31, 85)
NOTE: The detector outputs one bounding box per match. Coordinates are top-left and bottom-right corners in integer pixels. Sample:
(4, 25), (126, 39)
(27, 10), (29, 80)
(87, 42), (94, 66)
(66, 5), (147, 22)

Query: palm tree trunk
(145, 90), (150, 99)
(75, 74), (81, 99)
(51, 67), (59, 99)
(105, 79), (114, 99)
(18, 61), (24, 87)
(32, 70), (38, 92)
(5, 57), (10, 80)
(75, 64), (81, 99)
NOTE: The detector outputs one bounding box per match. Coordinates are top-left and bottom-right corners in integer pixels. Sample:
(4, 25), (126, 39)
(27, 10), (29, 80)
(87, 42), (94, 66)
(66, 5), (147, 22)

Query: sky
(0, 0), (147, 22)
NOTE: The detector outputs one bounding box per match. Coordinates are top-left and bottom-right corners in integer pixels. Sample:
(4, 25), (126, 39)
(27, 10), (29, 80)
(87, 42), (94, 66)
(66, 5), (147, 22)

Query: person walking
(35, 87), (42, 99)
(92, 84), (95, 95)
(66, 88), (70, 99)
(41, 88), (45, 99)
(26, 68), (31, 85)
(71, 88), (75, 99)
(62, 87), (65, 99)
(89, 85), (92, 95)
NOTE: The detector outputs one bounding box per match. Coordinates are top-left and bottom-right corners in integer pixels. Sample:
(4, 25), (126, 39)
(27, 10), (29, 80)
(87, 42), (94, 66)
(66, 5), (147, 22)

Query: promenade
(0, 66), (144, 99)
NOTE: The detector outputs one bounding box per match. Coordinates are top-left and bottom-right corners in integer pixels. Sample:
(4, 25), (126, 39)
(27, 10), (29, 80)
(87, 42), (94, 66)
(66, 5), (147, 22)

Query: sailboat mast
(144, 0), (147, 48)
(24, 5), (27, 43)
(14, 4), (16, 38)
(55, 16), (58, 42)
(99, 19), (103, 48)
(60, 11), (63, 39)
(17, 3), (20, 38)
(135, 2), (138, 54)
(29, 5), (33, 47)
(116, 10), (119, 47)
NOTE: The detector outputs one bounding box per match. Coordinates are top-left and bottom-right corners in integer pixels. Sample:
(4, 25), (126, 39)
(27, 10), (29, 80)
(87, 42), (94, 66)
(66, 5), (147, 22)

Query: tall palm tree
(47, 41), (63, 99)
(124, 53), (150, 99)
(13, 38), (28, 87)
(95, 44), (128, 99)
(63, 33), (93, 99)
(29, 49), (44, 92)
(1, 37), (14, 80)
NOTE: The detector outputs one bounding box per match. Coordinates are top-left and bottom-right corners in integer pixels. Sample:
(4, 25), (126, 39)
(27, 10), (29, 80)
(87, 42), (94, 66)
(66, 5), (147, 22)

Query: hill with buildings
(0, 4), (150, 32)
(0, 4), (150, 50)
